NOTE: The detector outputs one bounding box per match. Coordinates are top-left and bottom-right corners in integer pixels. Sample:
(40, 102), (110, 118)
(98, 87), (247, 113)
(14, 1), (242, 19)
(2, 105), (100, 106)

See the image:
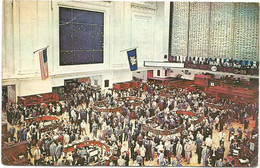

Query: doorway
(2, 85), (16, 111)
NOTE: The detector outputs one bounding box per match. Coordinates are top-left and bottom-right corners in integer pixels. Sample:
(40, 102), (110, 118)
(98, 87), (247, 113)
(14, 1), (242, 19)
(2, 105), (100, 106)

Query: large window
(59, 7), (104, 65)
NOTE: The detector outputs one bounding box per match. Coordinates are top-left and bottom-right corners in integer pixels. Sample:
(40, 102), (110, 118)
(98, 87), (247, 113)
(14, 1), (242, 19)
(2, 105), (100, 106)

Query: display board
(59, 7), (104, 65)
(169, 2), (259, 61)
(209, 2), (234, 59)
(233, 3), (259, 61)
(170, 2), (189, 58)
(188, 2), (210, 58)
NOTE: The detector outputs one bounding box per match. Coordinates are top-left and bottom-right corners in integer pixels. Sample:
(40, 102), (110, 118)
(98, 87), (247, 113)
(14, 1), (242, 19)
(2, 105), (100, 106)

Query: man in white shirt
(63, 132), (70, 145)
(140, 145), (146, 164)
(80, 120), (87, 135)
(215, 115), (220, 130)
(158, 153), (166, 166)
(134, 142), (140, 153)
(156, 141), (164, 154)
(184, 142), (191, 164)
(71, 109), (77, 124)
(34, 146), (41, 165)
(39, 121), (44, 129)
(56, 104), (61, 115)
(196, 131), (204, 140)
(27, 130), (32, 141)
(205, 135), (212, 150)
(121, 143), (128, 154)
(117, 156), (125, 166)
(20, 114), (25, 124)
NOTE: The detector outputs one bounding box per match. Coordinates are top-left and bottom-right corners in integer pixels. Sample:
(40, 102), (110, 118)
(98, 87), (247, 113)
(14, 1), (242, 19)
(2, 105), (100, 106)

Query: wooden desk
(2, 141), (28, 165)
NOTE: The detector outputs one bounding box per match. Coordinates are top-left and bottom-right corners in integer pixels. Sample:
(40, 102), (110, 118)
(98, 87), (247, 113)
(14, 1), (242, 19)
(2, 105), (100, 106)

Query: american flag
(39, 48), (49, 80)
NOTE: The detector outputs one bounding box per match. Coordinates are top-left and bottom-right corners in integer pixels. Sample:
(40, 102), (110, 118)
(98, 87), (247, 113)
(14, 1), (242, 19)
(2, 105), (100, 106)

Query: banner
(127, 49), (138, 71)
(39, 48), (49, 80)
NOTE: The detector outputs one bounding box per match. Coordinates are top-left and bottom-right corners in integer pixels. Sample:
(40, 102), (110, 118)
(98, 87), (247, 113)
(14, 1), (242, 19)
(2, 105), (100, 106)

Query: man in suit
(136, 153), (143, 166)
(130, 141), (135, 160)
(35, 128), (41, 144)
(9, 127), (15, 142)
(40, 144), (47, 157)
(219, 131), (226, 146)
(244, 118), (249, 130)
(195, 137), (202, 154)
(122, 151), (129, 166)
(210, 147), (218, 166)
(92, 122), (98, 138)
(216, 159), (224, 167)
(184, 141), (191, 164)
(17, 126), (24, 142)
(217, 145), (225, 160)
(79, 148), (87, 159)
(176, 141), (183, 160)
(55, 142), (63, 160)
(237, 127), (243, 139)
(202, 145), (209, 166)
(50, 141), (57, 160)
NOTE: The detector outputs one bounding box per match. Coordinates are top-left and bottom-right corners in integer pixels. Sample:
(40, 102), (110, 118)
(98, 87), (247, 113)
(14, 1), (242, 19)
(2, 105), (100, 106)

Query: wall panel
(132, 14), (154, 67)
(170, 2), (189, 58)
(19, 1), (34, 74)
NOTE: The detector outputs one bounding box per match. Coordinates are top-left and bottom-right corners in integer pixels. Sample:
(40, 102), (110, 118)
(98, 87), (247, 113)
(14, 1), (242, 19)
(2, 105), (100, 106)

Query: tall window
(157, 70), (160, 76)
(59, 7), (104, 65)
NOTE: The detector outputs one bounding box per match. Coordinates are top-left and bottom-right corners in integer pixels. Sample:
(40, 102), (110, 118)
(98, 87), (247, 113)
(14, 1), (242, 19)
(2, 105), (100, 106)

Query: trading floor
(2, 75), (258, 167)
(1, 1), (259, 167)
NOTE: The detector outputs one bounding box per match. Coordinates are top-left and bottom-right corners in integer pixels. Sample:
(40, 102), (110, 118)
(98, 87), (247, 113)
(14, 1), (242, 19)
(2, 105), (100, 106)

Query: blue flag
(127, 49), (138, 71)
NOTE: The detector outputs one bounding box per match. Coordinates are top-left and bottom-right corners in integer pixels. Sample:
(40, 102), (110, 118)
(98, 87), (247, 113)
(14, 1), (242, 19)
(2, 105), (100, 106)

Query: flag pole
(33, 45), (49, 54)
(120, 46), (139, 52)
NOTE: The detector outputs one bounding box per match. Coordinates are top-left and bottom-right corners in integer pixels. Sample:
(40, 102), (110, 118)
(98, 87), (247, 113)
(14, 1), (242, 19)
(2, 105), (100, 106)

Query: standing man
(237, 127), (242, 139)
(202, 145), (209, 167)
(205, 135), (212, 151)
(122, 151), (129, 166)
(219, 131), (226, 146)
(211, 147), (217, 166)
(92, 122), (98, 139)
(140, 145), (146, 165)
(55, 142), (63, 160)
(176, 141), (183, 160)
(195, 137), (202, 154)
(184, 141), (191, 164)
(197, 142), (203, 164)
(244, 118), (249, 130)
(34, 145), (41, 165)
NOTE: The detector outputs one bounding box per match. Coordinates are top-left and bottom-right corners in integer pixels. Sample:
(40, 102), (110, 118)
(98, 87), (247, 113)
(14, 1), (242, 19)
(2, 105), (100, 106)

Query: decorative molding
(131, 2), (157, 14)
(62, 1), (111, 8)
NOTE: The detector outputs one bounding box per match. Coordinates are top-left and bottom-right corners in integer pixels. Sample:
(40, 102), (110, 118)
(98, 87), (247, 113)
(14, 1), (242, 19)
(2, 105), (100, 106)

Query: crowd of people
(170, 55), (259, 69)
(2, 79), (258, 166)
